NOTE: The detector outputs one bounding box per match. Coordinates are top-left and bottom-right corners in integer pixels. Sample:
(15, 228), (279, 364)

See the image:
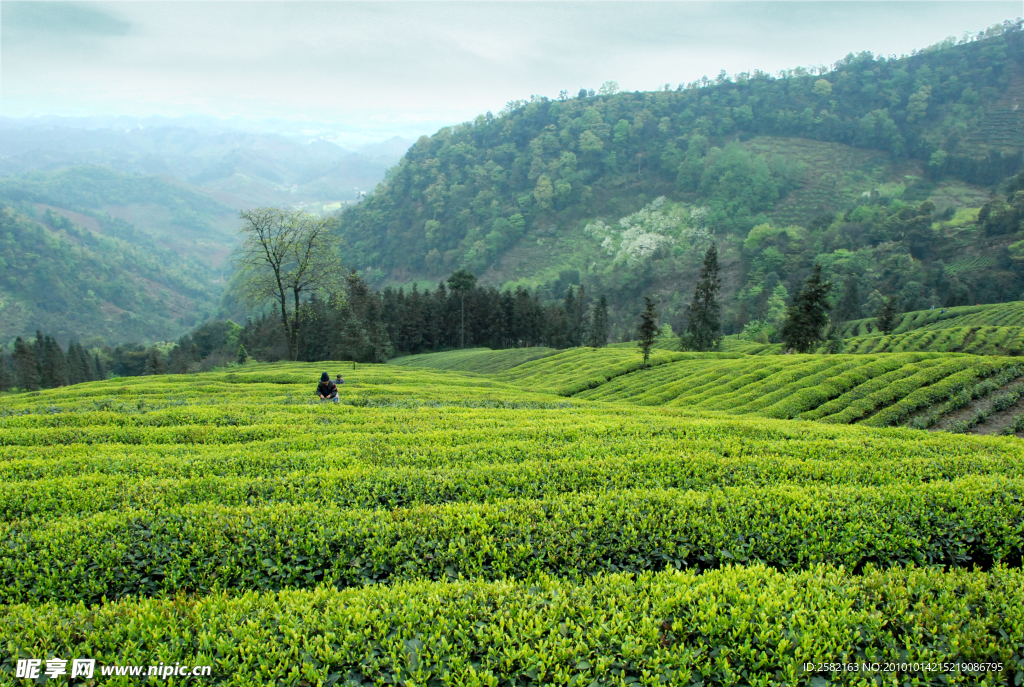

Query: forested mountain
(336, 20), (1024, 339)
(0, 166), (235, 344)
(0, 166), (238, 266)
(0, 201), (222, 344)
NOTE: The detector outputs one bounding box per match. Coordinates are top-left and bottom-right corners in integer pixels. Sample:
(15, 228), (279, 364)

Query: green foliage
(390, 347), (558, 373)
(780, 264), (832, 352)
(4, 566), (1022, 684)
(837, 301), (1024, 356)
(493, 346), (688, 396)
(328, 25), (1024, 342)
(636, 296), (659, 366)
(2, 351), (1024, 680)
(588, 294), (610, 347)
(877, 296), (899, 334)
(339, 25), (1024, 275)
(681, 244), (722, 351)
(0, 203), (221, 344)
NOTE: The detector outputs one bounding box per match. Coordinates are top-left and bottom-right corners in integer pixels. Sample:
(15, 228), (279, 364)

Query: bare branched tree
(233, 208), (342, 360)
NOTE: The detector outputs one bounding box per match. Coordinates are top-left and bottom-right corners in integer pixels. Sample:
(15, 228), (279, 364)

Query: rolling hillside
(0, 123), (413, 345)
(0, 166), (239, 267)
(0, 196), (224, 345)
(388, 345), (1024, 436)
(389, 346), (559, 373)
(336, 23), (1024, 338)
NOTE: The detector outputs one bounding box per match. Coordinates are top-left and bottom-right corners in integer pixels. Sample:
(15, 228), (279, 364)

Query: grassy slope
(1, 358), (1022, 683)
(388, 346), (559, 373)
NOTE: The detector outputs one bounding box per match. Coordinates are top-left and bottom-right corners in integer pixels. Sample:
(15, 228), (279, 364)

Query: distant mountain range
(0, 117), (414, 345)
(0, 117), (414, 208)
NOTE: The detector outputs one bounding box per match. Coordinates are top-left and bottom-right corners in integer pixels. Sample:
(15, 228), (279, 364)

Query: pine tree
(33, 331), (45, 383)
(144, 348), (165, 375)
(93, 353), (106, 381)
(573, 284), (587, 347)
(876, 297), (899, 335)
(561, 286), (576, 348)
(680, 244), (722, 351)
(446, 269), (477, 349)
(588, 295), (609, 347)
(66, 342), (90, 385)
(560, 285), (587, 347)
(364, 296), (394, 363)
(237, 344), (249, 365)
(13, 337), (40, 391)
(0, 348), (13, 392)
(780, 264), (833, 353)
(636, 296), (659, 367)
(40, 336), (69, 388)
(836, 279), (862, 321)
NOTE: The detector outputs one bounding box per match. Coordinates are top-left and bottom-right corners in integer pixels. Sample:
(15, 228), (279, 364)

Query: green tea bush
(2, 478), (1020, 605)
(3, 565), (1022, 686)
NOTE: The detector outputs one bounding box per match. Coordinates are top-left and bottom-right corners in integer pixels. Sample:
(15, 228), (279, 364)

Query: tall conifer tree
(33, 331), (45, 383)
(636, 296), (659, 367)
(13, 337), (40, 391)
(681, 244), (722, 351)
(588, 295), (609, 347)
(0, 347), (13, 392)
(40, 335), (69, 388)
(66, 342), (90, 384)
(780, 264), (833, 353)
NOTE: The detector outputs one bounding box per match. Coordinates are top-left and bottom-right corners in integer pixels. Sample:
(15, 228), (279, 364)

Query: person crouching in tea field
(317, 372), (339, 403)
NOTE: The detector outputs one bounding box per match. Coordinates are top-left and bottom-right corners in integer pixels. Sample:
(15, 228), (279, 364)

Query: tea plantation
(2, 352), (1023, 685)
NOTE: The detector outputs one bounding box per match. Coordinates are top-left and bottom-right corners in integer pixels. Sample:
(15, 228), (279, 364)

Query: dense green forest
(335, 20), (1024, 338)
(0, 166), (239, 266)
(0, 199), (223, 345)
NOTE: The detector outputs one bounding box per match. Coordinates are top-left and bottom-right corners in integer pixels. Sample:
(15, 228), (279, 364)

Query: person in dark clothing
(316, 372), (339, 403)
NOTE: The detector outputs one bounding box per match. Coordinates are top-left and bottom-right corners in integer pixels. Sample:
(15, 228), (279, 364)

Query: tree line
(0, 333), (105, 392)
(0, 269), (614, 391)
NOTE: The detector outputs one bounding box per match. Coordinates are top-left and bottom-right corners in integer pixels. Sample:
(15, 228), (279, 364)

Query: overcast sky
(1, 1), (1020, 143)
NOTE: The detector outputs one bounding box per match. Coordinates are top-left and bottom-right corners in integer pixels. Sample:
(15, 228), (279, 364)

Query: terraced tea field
(397, 347), (1024, 434)
(3, 353), (1023, 685)
(839, 301), (1024, 338)
(716, 301), (1024, 357)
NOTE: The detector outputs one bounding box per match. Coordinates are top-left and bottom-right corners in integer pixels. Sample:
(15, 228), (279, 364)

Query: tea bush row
(2, 565), (1022, 686)
(3, 478), (1021, 605)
